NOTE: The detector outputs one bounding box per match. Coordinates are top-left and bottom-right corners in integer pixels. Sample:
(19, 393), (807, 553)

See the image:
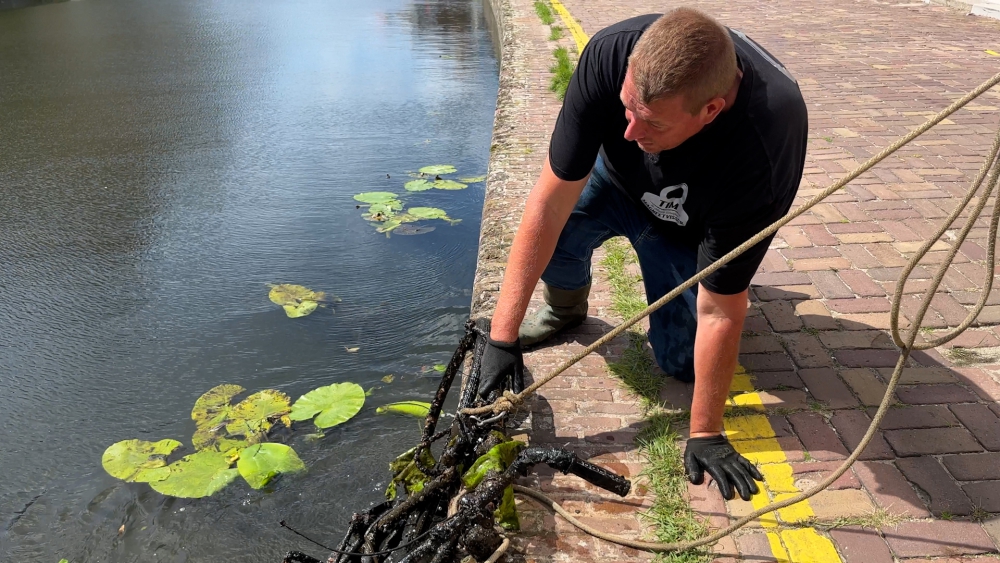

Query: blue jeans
(542, 156), (698, 382)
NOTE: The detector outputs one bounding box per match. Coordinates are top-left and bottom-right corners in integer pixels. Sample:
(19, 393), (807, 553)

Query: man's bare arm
(489, 158), (590, 342)
(689, 286), (748, 437)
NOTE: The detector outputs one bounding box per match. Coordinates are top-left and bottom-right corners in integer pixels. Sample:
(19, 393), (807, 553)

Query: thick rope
(472, 69), (1000, 552)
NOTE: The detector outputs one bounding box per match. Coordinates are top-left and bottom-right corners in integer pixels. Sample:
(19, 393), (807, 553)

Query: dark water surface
(0, 0), (498, 560)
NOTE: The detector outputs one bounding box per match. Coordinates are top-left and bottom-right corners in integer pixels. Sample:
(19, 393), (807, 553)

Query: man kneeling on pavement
(476, 8), (808, 501)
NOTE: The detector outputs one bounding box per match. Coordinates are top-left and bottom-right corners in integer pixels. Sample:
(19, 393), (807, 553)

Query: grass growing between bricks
(602, 237), (661, 406)
(549, 47), (573, 100)
(601, 238), (711, 563)
(533, 0), (554, 25)
(637, 413), (713, 563)
(531, 0), (576, 100)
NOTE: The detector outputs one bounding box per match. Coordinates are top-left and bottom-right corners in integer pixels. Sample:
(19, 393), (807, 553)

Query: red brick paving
(475, 0), (1000, 559)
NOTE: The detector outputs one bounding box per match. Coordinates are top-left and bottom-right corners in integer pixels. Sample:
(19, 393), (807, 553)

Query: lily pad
(225, 390), (292, 437)
(433, 364), (447, 372)
(418, 165), (456, 175)
(268, 284), (326, 318)
(191, 384), (244, 428)
(192, 427), (254, 454)
(404, 179), (434, 192)
(237, 443), (306, 489)
(376, 401), (431, 418)
(407, 207), (460, 224)
(458, 175), (486, 183)
(363, 201), (402, 222)
(431, 179), (467, 190)
(102, 439), (182, 483)
(289, 382), (366, 429)
(393, 224), (436, 236)
(148, 450), (239, 498)
(353, 192), (399, 204)
(376, 214), (419, 234)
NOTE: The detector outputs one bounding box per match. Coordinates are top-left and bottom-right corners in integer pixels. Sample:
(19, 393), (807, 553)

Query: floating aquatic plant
(237, 443), (306, 489)
(353, 192), (400, 204)
(431, 179), (467, 190)
(458, 175), (486, 183)
(148, 450), (240, 498)
(404, 179), (434, 192)
(418, 164), (456, 175)
(103, 379), (368, 498)
(225, 390), (292, 437)
(267, 284), (328, 318)
(289, 382), (366, 429)
(101, 438), (182, 483)
(376, 401), (431, 418)
(408, 207), (460, 224)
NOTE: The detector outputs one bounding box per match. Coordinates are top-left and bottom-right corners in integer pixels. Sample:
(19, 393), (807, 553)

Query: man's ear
(699, 97), (727, 125)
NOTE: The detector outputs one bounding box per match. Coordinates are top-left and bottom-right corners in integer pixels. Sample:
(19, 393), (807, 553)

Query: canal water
(0, 0), (498, 560)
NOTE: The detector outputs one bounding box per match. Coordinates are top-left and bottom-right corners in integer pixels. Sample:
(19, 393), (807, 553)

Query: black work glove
(477, 336), (524, 399)
(684, 435), (764, 501)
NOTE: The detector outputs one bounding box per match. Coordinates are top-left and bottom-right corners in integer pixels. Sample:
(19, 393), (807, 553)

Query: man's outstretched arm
(489, 158), (589, 343)
(690, 286), (748, 437)
(684, 286), (764, 501)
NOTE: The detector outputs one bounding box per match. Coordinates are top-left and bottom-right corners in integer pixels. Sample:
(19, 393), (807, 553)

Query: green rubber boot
(518, 283), (590, 347)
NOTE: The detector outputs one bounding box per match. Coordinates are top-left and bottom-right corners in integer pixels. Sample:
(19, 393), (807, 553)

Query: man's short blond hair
(627, 8), (737, 114)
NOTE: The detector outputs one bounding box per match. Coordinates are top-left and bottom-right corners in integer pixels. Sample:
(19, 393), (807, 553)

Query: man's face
(619, 70), (722, 154)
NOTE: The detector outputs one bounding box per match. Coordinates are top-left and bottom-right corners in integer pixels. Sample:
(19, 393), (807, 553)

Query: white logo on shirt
(641, 184), (689, 226)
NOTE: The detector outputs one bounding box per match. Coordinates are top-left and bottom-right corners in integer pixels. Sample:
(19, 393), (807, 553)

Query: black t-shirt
(549, 14), (808, 295)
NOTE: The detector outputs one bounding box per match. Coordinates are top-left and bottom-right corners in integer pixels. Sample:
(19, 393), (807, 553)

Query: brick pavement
(475, 0), (1000, 560)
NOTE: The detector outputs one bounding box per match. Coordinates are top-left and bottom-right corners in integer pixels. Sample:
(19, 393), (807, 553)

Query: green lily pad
(225, 390), (292, 437)
(192, 427), (254, 454)
(237, 443), (306, 489)
(268, 284), (326, 318)
(407, 207), (449, 220)
(191, 384), (244, 428)
(431, 179), (467, 190)
(433, 364), (447, 372)
(386, 446), (436, 500)
(363, 201), (402, 221)
(418, 165), (456, 175)
(407, 207), (460, 224)
(289, 382), (365, 429)
(404, 179), (434, 191)
(376, 401), (431, 418)
(148, 450), (239, 498)
(102, 439), (182, 483)
(393, 224), (436, 236)
(376, 213), (419, 234)
(458, 175), (486, 183)
(353, 192), (399, 204)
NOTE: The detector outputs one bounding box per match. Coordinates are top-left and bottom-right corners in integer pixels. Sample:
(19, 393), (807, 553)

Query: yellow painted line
(782, 529), (842, 562)
(767, 533), (792, 562)
(986, 50), (1000, 57)
(722, 366), (842, 562)
(548, 0), (589, 54)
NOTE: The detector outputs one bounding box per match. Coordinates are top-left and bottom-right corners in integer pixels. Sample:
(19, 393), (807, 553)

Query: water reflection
(0, 0), (497, 560)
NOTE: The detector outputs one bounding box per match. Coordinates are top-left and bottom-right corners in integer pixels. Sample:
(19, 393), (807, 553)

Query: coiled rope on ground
(463, 69), (1000, 552)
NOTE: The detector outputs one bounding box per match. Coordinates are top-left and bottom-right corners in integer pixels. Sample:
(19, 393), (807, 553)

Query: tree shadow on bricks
(742, 284), (1000, 558)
